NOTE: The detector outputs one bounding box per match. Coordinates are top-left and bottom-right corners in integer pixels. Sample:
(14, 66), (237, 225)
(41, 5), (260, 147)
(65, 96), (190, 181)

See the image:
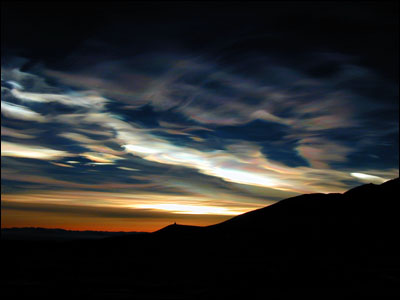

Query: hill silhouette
(135, 178), (400, 256)
(3, 178), (400, 298)
(1, 227), (145, 241)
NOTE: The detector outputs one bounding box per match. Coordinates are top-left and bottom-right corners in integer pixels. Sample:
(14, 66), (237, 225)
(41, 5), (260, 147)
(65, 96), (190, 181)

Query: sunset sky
(1, 2), (398, 231)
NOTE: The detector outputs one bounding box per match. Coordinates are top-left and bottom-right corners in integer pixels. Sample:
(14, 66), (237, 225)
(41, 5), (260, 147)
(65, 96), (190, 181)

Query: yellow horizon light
(132, 203), (244, 215)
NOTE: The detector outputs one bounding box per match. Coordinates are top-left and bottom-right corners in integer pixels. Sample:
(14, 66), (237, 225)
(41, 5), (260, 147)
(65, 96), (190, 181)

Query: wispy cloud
(350, 172), (388, 184)
(1, 141), (72, 160)
(1, 101), (45, 122)
(3, 62), (398, 193)
(40, 54), (397, 170)
(1, 126), (36, 139)
(1, 54), (398, 231)
(2, 190), (262, 216)
(11, 88), (108, 110)
(295, 137), (353, 169)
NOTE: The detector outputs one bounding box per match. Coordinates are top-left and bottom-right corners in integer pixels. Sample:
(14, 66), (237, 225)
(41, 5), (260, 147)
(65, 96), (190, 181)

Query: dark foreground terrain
(2, 179), (400, 298)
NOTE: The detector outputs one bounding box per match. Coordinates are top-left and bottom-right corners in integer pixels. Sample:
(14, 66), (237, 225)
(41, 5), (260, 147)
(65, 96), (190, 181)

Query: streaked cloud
(1, 141), (71, 160)
(117, 166), (139, 171)
(10, 88), (108, 110)
(1, 49), (397, 231)
(350, 172), (387, 184)
(1, 126), (36, 139)
(1, 101), (45, 122)
(59, 132), (103, 144)
(2, 2), (398, 234)
(133, 203), (240, 215)
(1, 171), (159, 190)
(2, 190), (262, 216)
(2, 64), (398, 195)
(51, 162), (74, 168)
(81, 152), (122, 164)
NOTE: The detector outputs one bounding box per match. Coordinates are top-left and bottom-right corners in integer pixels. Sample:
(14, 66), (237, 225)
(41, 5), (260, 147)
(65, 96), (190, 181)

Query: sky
(1, 2), (398, 232)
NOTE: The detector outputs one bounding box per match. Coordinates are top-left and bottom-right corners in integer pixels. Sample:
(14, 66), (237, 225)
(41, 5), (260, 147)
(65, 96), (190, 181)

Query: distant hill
(1, 227), (146, 241)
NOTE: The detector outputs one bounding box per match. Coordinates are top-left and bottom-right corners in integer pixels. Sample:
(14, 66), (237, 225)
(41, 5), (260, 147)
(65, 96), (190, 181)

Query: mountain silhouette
(147, 178), (399, 254)
(3, 178), (399, 299)
(1, 227), (145, 241)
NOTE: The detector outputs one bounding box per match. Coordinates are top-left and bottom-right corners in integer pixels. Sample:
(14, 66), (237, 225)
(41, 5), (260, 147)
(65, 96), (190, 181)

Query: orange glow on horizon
(1, 207), (232, 232)
(1, 191), (262, 232)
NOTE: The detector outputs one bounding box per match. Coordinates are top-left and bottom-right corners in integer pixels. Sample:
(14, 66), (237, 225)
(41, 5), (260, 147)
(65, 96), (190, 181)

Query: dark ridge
(344, 182), (377, 195)
(153, 223), (203, 235)
(152, 177), (399, 236)
(1, 227), (145, 241)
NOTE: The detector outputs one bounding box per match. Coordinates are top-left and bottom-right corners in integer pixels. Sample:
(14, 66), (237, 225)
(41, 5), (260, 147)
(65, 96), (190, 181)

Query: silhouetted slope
(139, 178), (400, 292)
(201, 178), (399, 260)
(105, 178), (399, 259)
(211, 178), (398, 233)
(152, 178), (399, 249)
(154, 223), (203, 235)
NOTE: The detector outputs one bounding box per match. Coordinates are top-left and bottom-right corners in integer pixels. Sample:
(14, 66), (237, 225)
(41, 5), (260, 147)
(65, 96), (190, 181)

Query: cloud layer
(1, 3), (398, 230)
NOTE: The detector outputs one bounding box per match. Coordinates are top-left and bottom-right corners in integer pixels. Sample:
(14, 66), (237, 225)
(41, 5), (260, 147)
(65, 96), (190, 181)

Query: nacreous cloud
(1, 141), (72, 160)
(1, 60), (398, 198)
(54, 111), (397, 194)
(350, 172), (387, 184)
(1, 101), (45, 122)
(10, 88), (108, 110)
(41, 54), (398, 174)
